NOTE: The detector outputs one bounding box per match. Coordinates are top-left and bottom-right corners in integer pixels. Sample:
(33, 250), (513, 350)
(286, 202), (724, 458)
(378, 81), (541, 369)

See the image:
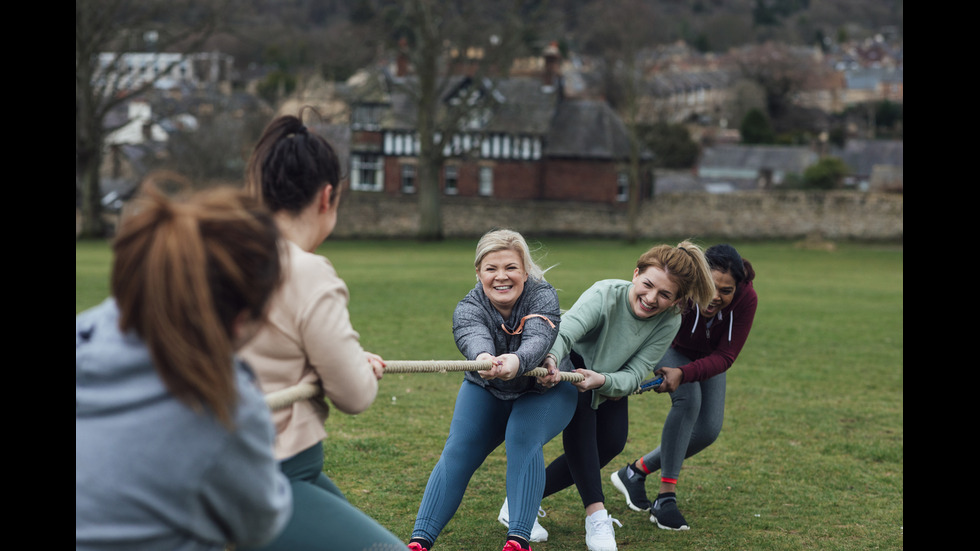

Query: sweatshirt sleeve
(680, 284), (758, 383)
(453, 289), (496, 360)
(196, 372), (291, 547)
(548, 283), (603, 368)
(299, 259), (378, 415)
(511, 282), (561, 374)
(597, 313), (680, 399)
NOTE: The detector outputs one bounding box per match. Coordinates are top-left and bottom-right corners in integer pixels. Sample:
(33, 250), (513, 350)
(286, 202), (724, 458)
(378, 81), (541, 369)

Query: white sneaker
(584, 509), (622, 551)
(498, 497), (549, 542)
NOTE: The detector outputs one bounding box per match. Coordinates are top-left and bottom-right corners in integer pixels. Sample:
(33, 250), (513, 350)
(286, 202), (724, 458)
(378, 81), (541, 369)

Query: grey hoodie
(76, 298), (291, 550)
(453, 278), (561, 400)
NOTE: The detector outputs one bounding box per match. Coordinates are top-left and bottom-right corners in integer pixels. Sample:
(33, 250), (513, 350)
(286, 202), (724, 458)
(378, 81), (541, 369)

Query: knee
(669, 392), (702, 416)
(706, 417), (724, 442)
(598, 434), (629, 466)
(690, 419), (723, 450)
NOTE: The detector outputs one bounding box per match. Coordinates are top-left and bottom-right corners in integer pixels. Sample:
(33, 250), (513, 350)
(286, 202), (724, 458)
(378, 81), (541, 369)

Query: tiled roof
(545, 99), (634, 160)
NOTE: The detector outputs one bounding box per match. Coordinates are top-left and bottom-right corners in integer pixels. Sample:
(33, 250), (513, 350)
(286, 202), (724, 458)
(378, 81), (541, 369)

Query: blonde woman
(408, 230), (575, 551)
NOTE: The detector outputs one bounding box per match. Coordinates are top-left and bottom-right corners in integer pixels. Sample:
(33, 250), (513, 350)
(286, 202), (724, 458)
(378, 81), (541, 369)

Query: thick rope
(264, 360), (585, 410)
(265, 383), (320, 411)
(523, 367), (585, 382)
(384, 360), (494, 372)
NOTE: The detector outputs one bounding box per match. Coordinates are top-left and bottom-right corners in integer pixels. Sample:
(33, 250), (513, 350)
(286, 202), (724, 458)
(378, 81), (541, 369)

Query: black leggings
(542, 353), (630, 507)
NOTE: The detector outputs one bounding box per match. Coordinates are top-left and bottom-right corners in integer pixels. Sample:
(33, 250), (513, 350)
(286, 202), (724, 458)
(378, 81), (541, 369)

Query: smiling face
(478, 249), (528, 318)
(629, 265), (681, 318)
(701, 269), (736, 317)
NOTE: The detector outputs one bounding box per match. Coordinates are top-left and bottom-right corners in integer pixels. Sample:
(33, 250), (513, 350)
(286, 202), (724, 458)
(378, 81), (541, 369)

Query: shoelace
(589, 514), (623, 537)
(537, 506), (547, 519)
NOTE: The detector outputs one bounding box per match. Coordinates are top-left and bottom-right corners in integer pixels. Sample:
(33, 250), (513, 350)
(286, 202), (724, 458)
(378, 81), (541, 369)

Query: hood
(686, 279), (754, 342)
(76, 298), (170, 417)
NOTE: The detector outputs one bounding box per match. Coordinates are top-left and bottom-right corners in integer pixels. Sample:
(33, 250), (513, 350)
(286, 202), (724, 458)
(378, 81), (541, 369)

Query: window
(350, 154), (383, 192)
(352, 104), (384, 130)
(479, 166), (493, 196)
(444, 165), (458, 195)
(616, 171), (629, 202)
(400, 163), (416, 194)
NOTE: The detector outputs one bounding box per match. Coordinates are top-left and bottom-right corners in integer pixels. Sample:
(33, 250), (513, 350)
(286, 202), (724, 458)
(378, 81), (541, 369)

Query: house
(96, 51), (234, 93)
(105, 101), (169, 147)
(640, 69), (735, 126)
(833, 139), (903, 192)
(839, 66), (903, 107)
(697, 145), (820, 191)
(344, 45), (651, 206)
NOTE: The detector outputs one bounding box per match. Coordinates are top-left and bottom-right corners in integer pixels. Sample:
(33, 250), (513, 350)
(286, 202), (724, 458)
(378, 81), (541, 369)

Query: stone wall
(332, 190), (903, 241)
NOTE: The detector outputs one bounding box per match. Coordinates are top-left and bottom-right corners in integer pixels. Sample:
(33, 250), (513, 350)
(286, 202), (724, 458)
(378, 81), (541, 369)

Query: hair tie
(285, 125), (308, 140)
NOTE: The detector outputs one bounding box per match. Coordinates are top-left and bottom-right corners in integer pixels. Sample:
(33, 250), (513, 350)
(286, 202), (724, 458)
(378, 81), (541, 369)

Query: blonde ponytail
(636, 240), (715, 313)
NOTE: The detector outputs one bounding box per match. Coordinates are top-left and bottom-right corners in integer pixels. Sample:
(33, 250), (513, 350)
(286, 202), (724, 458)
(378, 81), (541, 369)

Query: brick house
(345, 48), (651, 206)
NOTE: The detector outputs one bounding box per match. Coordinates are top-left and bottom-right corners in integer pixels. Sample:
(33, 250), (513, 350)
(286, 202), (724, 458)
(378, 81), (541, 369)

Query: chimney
(397, 37), (409, 77)
(542, 41), (561, 88)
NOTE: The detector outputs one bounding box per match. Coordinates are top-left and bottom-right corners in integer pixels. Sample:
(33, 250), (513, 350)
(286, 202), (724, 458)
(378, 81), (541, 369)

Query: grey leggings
(639, 348), (726, 481)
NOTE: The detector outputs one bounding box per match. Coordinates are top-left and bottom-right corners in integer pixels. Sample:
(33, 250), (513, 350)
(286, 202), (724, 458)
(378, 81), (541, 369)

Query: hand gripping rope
(263, 360), (585, 411)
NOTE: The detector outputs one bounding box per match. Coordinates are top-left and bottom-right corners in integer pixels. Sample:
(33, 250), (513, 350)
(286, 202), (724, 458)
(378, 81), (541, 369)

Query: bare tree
(577, 0), (656, 243)
(76, 0), (226, 237)
(378, 0), (543, 240)
(729, 41), (833, 124)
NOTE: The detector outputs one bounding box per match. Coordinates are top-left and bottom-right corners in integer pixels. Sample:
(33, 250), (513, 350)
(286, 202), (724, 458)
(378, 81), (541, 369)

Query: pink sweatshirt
(239, 240), (378, 460)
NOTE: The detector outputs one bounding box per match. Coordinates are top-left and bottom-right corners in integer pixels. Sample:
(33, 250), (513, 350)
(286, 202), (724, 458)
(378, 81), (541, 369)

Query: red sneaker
(502, 540), (532, 551)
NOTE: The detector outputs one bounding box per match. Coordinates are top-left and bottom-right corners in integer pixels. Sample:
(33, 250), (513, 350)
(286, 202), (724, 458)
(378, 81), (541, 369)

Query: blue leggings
(241, 442), (405, 551)
(412, 379), (577, 545)
(640, 348), (726, 481)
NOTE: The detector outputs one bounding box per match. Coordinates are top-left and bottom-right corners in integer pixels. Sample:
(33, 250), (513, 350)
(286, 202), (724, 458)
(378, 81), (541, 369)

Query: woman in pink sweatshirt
(238, 111), (405, 551)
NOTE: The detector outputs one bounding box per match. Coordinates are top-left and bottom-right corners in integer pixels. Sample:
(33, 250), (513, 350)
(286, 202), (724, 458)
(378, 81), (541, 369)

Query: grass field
(76, 237), (904, 550)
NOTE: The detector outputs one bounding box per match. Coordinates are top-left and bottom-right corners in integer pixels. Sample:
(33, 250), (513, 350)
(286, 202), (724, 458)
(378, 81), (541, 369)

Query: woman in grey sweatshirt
(76, 188), (291, 551)
(408, 230), (577, 551)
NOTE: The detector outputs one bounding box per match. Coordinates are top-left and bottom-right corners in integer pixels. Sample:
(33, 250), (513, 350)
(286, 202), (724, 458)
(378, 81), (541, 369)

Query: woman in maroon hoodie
(610, 244), (757, 531)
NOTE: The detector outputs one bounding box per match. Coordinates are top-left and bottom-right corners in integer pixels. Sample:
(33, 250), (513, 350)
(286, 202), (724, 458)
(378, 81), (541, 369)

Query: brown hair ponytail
(111, 187), (281, 427)
(245, 108), (341, 214)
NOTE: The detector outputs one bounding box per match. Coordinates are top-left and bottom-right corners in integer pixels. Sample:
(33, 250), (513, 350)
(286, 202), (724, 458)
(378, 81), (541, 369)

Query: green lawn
(76, 238), (904, 550)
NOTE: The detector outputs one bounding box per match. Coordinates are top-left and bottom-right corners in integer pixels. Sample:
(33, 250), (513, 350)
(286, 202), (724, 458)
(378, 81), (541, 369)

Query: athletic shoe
(407, 542), (428, 551)
(497, 497), (549, 542)
(650, 496), (690, 531)
(610, 464), (651, 512)
(584, 509), (622, 551)
(502, 539), (532, 551)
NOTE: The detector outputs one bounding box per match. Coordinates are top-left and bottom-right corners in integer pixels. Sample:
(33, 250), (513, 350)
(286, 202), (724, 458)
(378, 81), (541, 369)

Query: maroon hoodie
(672, 280), (758, 383)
